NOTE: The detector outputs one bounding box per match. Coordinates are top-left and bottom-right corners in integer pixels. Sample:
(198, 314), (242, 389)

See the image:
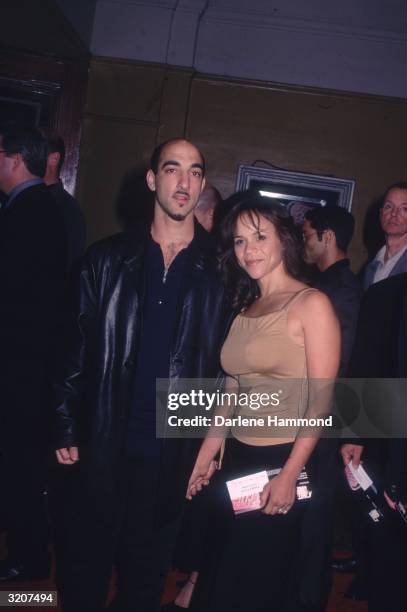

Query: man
(194, 183), (221, 232)
(303, 206), (362, 375)
(299, 206), (362, 612)
(42, 129), (86, 270)
(340, 277), (407, 611)
(364, 182), (407, 288)
(54, 138), (228, 612)
(0, 123), (67, 581)
(341, 182), (407, 610)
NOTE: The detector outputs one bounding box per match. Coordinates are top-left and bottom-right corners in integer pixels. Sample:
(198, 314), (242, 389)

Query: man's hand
(56, 447), (79, 465)
(340, 443), (364, 468)
(384, 490), (397, 510)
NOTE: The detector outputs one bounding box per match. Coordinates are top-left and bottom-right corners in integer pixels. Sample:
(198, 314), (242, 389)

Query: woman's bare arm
(261, 291), (340, 514)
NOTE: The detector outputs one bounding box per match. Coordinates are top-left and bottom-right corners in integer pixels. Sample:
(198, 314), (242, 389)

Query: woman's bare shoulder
(292, 288), (334, 317)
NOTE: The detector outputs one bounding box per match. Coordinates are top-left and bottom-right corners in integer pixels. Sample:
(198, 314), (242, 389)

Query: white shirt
(373, 243), (407, 284)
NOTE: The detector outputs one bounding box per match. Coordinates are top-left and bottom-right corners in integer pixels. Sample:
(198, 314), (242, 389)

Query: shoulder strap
(282, 287), (317, 311)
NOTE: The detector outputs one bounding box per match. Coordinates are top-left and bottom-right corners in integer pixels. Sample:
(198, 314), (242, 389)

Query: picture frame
(236, 165), (355, 225)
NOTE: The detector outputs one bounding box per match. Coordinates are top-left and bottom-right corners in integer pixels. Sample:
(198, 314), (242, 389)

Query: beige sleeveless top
(220, 288), (316, 446)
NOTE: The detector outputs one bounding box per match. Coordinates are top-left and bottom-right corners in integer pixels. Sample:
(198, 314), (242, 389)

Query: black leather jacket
(54, 225), (230, 512)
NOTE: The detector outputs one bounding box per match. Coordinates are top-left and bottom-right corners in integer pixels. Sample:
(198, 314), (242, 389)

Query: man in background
(364, 182), (407, 288)
(299, 206), (361, 611)
(303, 206), (361, 375)
(341, 182), (407, 609)
(42, 129), (86, 270)
(0, 122), (67, 581)
(341, 279), (407, 611)
(194, 182), (221, 232)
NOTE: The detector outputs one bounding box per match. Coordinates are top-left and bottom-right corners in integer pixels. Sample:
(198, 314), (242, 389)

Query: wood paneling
(78, 56), (407, 269)
(0, 48), (89, 195)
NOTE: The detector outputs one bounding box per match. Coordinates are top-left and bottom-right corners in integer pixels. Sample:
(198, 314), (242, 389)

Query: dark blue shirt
(126, 237), (191, 457)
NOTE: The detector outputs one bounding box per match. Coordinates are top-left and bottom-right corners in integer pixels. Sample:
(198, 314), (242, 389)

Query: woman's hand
(259, 472), (297, 516)
(186, 460), (218, 500)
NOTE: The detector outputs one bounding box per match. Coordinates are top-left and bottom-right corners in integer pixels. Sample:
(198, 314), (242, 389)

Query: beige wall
(76, 56), (407, 269)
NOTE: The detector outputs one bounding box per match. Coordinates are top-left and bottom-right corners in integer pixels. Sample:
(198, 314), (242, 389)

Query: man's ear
(10, 152), (22, 170)
(200, 177), (206, 193)
(146, 169), (156, 192)
(324, 229), (335, 246)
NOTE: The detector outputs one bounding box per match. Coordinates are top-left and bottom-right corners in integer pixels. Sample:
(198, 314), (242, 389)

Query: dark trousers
(362, 444), (407, 612)
(366, 508), (407, 612)
(196, 439), (305, 612)
(55, 457), (180, 612)
(295, 439), (338, 612)
(173, 481), (218, 573)
(0, 366), (51, 574)
(0, 443), (50, 573)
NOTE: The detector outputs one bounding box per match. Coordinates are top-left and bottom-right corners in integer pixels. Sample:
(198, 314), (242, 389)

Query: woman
(187, 195), (340, 612)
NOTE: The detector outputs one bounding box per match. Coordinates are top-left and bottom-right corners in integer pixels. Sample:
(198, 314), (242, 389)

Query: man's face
(194, 187), (219, 232)
(302, 219), (325, 266)
(380, 188), (407, 238)
(195, 206), (215, 232)
(146, 140), (205, 221)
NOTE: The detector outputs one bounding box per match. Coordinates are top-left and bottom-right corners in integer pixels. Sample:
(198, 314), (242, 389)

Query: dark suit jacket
(349, 273), (407, 378)
(47, 180), (86, 271)
(391, 286), (407, 499)
(348, 273), (407, 494)
(0, 183), (67, 440)
(363, 248), (407, 289)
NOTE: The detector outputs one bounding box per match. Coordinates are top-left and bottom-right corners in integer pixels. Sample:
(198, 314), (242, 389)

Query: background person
(300, 205), (362, 610)
(194, 183), (222, 232)
(0, 122), (67, 582)
(364, 182), (407, 289)
(340, 183), (407, 611)
(41, 129), (86, 272)
(303, 206), (361, 376)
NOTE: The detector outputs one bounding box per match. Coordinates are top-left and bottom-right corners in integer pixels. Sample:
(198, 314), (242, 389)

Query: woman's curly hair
(218, 192), (306, 310)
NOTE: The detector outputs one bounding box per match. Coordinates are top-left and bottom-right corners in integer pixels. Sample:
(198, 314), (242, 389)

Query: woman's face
(233, 212), (284, 281)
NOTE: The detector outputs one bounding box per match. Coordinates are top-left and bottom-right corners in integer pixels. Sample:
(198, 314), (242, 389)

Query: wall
(76, 56), (407, 269)
(91, 0), (407, 98)
(55, 0), (97, 48)
(0, 0), (90, 60)
(0, 1), (90, 195)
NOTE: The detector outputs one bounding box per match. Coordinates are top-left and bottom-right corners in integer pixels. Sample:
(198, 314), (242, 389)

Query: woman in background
(187, 195), (340, 612)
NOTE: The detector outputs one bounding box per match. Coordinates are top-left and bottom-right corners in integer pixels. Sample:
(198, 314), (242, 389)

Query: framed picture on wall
(0, 82), (56, 127)
(236, 165), (355, 226)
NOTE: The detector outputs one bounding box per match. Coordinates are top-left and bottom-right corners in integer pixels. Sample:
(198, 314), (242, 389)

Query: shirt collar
(374, 245), (387, 265)
(375, 243), (407, 266)
(3, 178), (43, 209)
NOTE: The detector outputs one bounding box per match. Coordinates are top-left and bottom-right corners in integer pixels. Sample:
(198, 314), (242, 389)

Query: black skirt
(194, 438), (310, 612)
